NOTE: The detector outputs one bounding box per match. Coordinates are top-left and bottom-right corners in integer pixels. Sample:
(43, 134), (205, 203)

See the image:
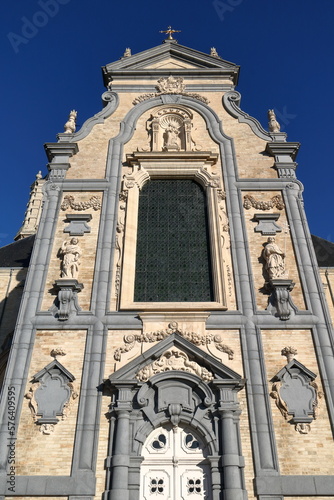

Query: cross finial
(159, 25), (181, 41)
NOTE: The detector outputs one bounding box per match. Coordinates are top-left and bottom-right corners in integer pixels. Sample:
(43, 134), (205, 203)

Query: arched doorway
(140, 424), (212, 500)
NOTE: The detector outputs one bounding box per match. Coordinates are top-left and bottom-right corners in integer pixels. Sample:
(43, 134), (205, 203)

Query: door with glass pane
(140, 425), (211, 500)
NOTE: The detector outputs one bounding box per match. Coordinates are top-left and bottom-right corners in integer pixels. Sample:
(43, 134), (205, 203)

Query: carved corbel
(50, 279), (84, 321)
(168, 403), (182, 426)
(269, 279), (297, 320)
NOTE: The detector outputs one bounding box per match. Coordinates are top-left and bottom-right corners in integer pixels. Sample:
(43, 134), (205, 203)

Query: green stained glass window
(134, 179), (214, 302)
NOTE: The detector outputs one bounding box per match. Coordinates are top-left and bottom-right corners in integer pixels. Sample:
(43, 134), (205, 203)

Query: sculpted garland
(243, 194), (284, 211)
(61, 194), (101, 211)
(114, 322), (234, 362)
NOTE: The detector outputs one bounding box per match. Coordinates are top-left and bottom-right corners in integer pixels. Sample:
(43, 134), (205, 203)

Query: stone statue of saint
(263, 236), (285, 279)
(60, 238), (82, 279)
(164, 124), (180, 150)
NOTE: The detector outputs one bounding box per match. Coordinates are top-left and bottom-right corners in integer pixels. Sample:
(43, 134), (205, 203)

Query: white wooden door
(140, 425), (211, 500)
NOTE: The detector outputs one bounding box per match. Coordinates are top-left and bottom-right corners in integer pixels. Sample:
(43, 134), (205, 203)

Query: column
(109, 409), (131, 500)
(220, 409), (245, 500)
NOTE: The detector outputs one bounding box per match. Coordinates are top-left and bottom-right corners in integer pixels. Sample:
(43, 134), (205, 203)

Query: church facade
(1, 35), (334, 500)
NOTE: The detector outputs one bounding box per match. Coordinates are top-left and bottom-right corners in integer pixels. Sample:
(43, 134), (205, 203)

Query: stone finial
(36, 170), (42, 179)
(268, 109), (280, 133)
(210, 47), (219, 57)
(64, 110), (77, 134)
(50, 348), (66, 359)
(123, 47), (131, 57)
(281, 346), (297, 363)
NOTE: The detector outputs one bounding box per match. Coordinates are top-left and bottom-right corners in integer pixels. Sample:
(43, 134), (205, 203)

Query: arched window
(118, 151), (227, 310)
(134, 179), (213, 302)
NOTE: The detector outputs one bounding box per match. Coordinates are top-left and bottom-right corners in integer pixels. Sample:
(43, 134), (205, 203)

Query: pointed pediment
(145, 57), (199, 70)
(33, 358), (75, 382)
(102, 41), (239, 86)
(108, 332), (242, 383)
(273, 358), (317, 382)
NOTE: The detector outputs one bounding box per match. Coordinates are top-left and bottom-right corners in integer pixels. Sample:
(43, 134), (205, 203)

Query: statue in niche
(163, 123), (180, 150)
(262, 236), (285, 279)
(60, 237), (82, 279)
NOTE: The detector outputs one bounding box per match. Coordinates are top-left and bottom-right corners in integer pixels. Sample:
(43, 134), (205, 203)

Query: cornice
(266, 142), (301, 160)
(126, 151), (219, 166)
(44, 142), (79, 162)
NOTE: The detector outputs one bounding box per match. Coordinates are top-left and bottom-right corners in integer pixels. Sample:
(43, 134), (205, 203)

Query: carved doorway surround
(104, 333), (247, 500)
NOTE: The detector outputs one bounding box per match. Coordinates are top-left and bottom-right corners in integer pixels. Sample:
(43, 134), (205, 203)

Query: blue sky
(1, 0), (334, 247)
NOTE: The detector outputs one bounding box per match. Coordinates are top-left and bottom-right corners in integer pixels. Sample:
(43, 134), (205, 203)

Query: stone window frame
(119, 151), (227, 310)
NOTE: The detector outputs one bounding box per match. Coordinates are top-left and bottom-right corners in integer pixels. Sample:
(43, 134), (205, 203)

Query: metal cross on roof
(159, 26), (181, 40)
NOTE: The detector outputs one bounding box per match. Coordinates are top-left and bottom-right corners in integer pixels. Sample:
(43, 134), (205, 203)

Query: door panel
(140, 425), (211, 500)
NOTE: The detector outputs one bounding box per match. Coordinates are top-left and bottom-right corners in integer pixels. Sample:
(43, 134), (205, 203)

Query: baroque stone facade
(1, 37), (334, 500)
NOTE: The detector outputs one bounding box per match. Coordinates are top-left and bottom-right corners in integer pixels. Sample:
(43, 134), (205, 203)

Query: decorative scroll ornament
(25, 357), (78, 434)
(215, 189), (229, 232)
(133, 76), (209, 105)
(64, 110), (77, 134)
(114, 190), (128, 300)
(114, 322), (234, 362)
(270, 357), (322, 434)
(136, 348), (214, 382)
(268, 109), (280, 133)
(61, 194), (101, 211)
(243, 194), (284, 211)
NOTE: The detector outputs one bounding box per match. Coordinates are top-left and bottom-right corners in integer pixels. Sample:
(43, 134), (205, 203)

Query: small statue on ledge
(60, 237), (82, 279)
(263, 236), (286, 279)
